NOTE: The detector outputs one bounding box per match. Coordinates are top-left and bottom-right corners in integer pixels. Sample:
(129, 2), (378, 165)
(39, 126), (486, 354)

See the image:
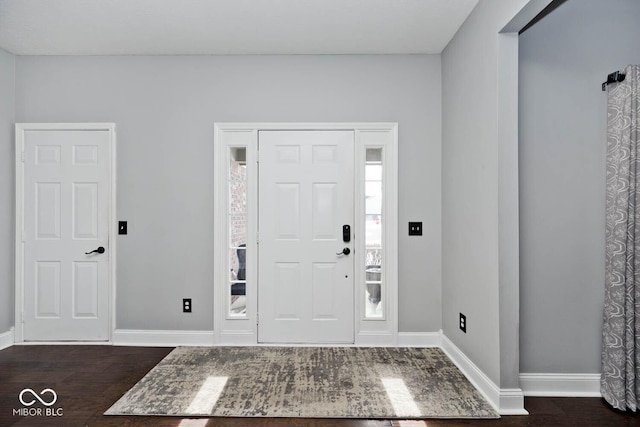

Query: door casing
(14, 123), (117, 343)
(213, 123), (398, 346)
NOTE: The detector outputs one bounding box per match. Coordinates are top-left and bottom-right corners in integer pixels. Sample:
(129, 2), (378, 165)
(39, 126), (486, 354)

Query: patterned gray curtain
(603, 64), (640, 411)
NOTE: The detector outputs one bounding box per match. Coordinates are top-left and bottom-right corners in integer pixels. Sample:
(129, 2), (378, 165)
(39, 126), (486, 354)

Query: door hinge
(256, 151), (259, 163)
(21, 311), (25, 323)
(256, 232), (259, 244)
(21, 151), (25, 162)
(256, 312), (259, 325)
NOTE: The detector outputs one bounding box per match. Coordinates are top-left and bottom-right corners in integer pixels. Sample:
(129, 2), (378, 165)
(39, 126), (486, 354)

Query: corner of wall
(440, 332), (527, 415)
(0, 327), (15, 350)
(0, 48), (16, 336)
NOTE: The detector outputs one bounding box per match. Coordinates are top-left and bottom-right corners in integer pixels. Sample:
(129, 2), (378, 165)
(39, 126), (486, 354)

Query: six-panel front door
(258, 130), (354, 343)
(22, 128), (111, 341)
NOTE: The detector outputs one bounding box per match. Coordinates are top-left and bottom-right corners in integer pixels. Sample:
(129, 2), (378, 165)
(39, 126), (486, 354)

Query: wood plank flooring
(0, 345), (638, 426)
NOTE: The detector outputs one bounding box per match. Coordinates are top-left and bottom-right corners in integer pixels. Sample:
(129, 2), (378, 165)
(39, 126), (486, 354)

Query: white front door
(20, 127), (112, 341)
(258, 130), (354, 343)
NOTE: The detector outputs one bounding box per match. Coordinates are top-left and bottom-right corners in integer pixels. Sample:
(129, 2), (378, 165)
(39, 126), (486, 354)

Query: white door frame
(14, 123), (117, 344)
(213, 123), (398, 345)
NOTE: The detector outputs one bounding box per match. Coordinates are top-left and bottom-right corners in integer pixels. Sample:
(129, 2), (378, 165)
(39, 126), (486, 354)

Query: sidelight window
(365, 148), (383, 318)
(228, 147), (247, 317)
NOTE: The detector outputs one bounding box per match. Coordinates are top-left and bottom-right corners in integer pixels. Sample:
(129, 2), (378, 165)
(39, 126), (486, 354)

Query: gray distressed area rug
(105, 346), (499, 419)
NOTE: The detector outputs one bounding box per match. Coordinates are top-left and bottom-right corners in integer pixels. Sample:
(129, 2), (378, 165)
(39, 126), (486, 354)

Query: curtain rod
(602, 71), (626, 91)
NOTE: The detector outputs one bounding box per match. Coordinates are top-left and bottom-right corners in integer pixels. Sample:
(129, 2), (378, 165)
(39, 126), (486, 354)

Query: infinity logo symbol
(19, 388), (58, 407)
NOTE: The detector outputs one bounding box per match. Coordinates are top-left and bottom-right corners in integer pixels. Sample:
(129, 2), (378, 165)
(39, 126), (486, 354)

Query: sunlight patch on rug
(184, 376), (227, 414)
(105, 347), (499, 419)
(381, 377), (421, 417)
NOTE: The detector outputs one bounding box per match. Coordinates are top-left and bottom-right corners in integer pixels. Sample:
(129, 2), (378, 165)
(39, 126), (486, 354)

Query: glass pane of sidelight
(229, 216), (247, 248)
(229, 283), (246, 316)
(228, 147), (247, 317)
(365, 216), (382, 248)
(365, 282), (382, 317)
(365, 164), (382, 181)
(365, 148), (383, 318)
(365, 249), (382, 273)
(365, 182), (382, 215)
(229, 148), (247, 214)
(229, 247), (246, 281)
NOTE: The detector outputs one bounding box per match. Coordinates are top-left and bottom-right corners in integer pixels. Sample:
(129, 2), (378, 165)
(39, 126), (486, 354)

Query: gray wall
(15, 54), (442, 332)
(442, 0), (529, 385)
(0, 48), (15, 334)
(519, 0), (640, 373)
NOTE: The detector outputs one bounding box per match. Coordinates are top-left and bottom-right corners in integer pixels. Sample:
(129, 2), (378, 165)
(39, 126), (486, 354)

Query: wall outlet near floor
(408, 221), (423, 236)
(459, 313), (467, 333)
(183, 298), (192, 313)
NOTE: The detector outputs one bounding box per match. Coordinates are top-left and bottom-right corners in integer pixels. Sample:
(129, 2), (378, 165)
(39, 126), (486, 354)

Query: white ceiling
(0, 0), (478, 56)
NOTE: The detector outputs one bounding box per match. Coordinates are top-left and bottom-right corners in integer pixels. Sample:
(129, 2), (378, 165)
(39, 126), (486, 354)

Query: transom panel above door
(258, 130), (355, 344)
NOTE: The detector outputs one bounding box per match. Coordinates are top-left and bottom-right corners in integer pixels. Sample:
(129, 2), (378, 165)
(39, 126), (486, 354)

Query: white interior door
(258, 130), (354, 343)
(21, 128), (111, 341)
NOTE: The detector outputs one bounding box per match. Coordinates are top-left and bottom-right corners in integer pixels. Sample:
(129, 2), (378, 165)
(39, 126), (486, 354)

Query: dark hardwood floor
(0, 345), (638, 426)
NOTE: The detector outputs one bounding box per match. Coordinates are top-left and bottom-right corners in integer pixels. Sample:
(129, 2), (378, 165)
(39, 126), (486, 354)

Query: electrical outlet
(408, 222), (422, 236)
(459, 313), (467, 333)
(183, 298), (192, 313)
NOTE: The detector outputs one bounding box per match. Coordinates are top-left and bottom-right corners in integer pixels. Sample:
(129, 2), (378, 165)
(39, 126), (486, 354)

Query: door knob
(336, 247), (351, 256)
(85, 246), (105, 255)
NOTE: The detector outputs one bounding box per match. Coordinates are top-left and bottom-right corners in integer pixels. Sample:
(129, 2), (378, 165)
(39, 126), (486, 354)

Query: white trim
(109, 126), (118, 342)
(520, 373), (602, 397)
(396, 332), (441, 347)
(356, 332), (440, 348)
(214, 122), (399, 131)
(354, 127), (399, 338)
(115, 330), (442, 348)
(217, 331), (257, 346)
(441, 333), (528, 416)
(213, 127), (257, 344)
(498, 389), (528, 416)
(0, 328), (14, 350)
(14, 125), (24, 342)
(14, 123), (117, 343)
(355, 332), (397, 347)
(17, 341), (110, 346)
(112, 329), (215, 347)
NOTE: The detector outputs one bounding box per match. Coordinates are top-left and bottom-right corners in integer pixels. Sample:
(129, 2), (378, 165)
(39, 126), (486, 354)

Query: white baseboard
(218, 331), (257, 346)
(112, 329), (214, 347)
(441, 333), (528, 416)
(520, 373), (601, 397)
(497, 388), (528, 415)
(111, 330), (442, 348)
(355, 332), (397, 346)
(396, 332), (441, 347)
(0, 327), (14, 350)
(354, 331), (442, 347)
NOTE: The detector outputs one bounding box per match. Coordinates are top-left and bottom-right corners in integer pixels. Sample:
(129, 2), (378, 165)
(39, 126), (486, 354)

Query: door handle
(85, 246), (105, 255)
(336, 247), (351, 256)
